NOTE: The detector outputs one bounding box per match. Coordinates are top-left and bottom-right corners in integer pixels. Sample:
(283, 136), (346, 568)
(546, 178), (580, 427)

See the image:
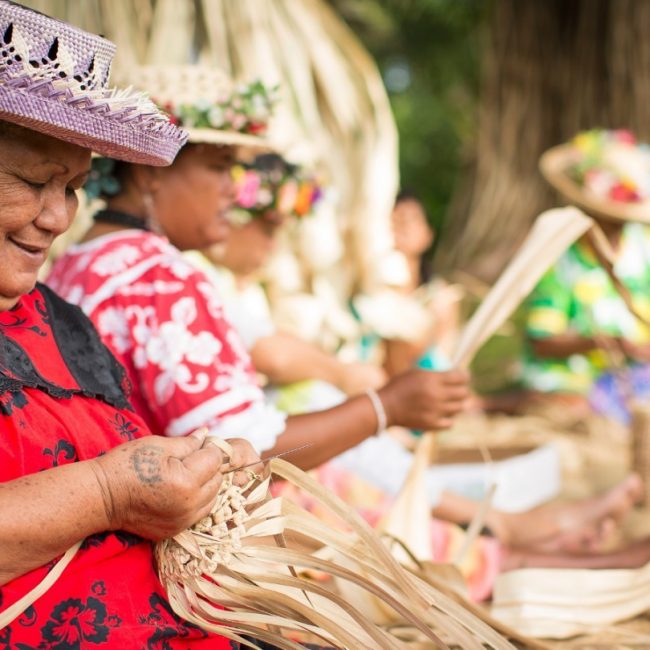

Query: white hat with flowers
(540, 129), (650, 223)
(114, 64), (277, 149)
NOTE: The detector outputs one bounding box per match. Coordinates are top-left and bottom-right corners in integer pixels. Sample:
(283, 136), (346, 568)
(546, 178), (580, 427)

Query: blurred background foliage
(329, 0), (650, 393)
(330, 0), (513, 393)
(330, 0), (488, 234)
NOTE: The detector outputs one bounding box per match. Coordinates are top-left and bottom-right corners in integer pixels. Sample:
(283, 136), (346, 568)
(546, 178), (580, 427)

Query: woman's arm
(529, 333), (606, 359)
(0, 459), (111, 585)
(0, 433), (257, 586)
(264, 368), (470, 470)
(251, 332), (386, 394)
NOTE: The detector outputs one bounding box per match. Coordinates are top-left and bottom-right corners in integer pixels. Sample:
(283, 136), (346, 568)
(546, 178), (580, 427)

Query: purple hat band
(0, 1), (187, 165)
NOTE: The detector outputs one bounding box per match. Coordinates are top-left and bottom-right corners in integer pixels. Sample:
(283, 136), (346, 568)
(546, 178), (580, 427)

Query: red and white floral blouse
(47, 230), (286, 453)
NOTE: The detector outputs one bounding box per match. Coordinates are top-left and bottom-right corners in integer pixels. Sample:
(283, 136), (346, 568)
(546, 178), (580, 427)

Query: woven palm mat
(280, 410), (647, 649)
(436, 410), (650, 649)
(548, 615), (650, 650)
(438, 410), (632, 500)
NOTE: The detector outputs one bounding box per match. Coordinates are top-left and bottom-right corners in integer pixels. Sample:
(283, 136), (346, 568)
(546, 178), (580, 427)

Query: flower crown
(159, 80), (277, 136)
(570, 129), (650, 204)
(230, 156), (322, 223)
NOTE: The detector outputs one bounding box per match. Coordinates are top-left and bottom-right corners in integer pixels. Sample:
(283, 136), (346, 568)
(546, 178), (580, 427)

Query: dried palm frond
(491, 561), (650, 640)
(0, 542), (82, 630)
(378, 207), (595, 572)
(451, 207), (594, 369)
(156, 437), (516, 649)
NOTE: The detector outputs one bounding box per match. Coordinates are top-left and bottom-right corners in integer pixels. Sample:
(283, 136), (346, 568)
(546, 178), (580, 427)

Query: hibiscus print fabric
(41, 596), (112, 648)
(0, 287), (235, 648)
(48, 230), (286, 452)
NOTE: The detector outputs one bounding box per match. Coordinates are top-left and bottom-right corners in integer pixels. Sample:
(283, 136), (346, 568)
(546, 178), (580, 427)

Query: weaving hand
(92, 430), (230, 541)
(379, 367), (471, 431)
(206, 435), (265, 486)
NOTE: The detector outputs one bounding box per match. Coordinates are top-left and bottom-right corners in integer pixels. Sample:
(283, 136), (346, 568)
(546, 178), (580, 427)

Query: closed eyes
(21, 176), (86, 197)
(22, 177), (46, 190)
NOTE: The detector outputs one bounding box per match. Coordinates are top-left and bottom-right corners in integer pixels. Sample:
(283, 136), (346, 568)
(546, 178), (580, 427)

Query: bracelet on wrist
(365, 388), (387, 435)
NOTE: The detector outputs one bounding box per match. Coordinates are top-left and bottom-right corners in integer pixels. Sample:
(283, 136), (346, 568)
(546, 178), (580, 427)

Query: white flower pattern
(96, 306), (132, 354)
(90, 245), (142, 276)
(46, 230), (278, 443)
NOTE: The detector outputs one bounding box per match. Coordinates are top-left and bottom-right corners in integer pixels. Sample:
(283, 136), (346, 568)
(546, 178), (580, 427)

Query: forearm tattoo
(130, 445), (163, 485)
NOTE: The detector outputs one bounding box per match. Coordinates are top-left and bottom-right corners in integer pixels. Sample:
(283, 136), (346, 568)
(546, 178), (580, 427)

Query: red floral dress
(0, 285), (236, 649)
(47, 231), (286, 453)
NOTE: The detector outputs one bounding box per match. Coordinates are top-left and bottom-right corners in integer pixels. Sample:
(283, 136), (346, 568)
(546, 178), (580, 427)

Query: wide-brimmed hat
(0, 1), (186, 165)
(114, 65), (275, 150)
(540, 129), (650, 223)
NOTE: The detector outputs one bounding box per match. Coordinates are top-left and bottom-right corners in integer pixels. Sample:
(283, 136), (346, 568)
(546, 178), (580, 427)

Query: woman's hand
(219, 437), (265, 486)
(91, 431), (259, 541)
(378, 368), (470, 431)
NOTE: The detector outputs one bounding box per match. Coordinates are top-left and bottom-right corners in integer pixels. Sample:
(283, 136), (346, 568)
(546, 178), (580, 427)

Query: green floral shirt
(521, 223), (650, 393)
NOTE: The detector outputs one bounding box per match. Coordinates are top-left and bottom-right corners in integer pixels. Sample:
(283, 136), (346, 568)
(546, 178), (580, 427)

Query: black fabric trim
(38, 284), (133, 411)
(0, 372), (31, 396)
(93, 209), (150, 232)
(0, 333), (74, 400)
(0, 286), (132, 411)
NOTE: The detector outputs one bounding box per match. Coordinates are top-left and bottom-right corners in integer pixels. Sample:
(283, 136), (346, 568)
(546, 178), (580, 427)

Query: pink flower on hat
(610, 181), (640, 203)
(235, 171), (261, 209)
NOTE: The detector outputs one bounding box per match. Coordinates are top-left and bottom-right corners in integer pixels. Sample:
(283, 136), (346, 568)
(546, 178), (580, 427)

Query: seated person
(385, 190), (462, 375)
(187, 154), (648, 602)
(351, 190), (462, 377)
(46, 64), (471, 492)
(187, 154), (386, 400)
(0, 5), (259, 647)
(522, 130), (650, 423)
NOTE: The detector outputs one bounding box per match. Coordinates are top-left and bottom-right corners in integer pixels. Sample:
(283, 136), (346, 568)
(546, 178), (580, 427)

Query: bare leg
(488, 474), (643, 552)
(502, 537), (650, 572)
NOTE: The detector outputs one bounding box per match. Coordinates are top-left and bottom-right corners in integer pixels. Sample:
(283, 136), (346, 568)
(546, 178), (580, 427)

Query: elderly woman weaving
(0, 3), (261, 648)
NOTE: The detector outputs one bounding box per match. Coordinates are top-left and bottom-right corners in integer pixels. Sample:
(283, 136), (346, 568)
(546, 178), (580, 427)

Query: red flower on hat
(613, 130), (636, 145)
(248, 122), (267, 135)
(609, 182), (640, 203)
(154, 100), (181, 126)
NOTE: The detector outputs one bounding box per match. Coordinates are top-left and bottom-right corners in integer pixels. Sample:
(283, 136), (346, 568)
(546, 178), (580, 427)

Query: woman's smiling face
(0, 122), (90, 311)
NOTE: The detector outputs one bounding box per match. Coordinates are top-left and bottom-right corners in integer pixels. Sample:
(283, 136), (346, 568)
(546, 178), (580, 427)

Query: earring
(142, 191), (162, 235)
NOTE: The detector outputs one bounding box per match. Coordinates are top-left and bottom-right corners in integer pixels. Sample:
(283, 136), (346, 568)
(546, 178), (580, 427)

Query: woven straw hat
(114, 65), (274, 150)
(0, 1), (186, 165)
(540, 130), (650, 224)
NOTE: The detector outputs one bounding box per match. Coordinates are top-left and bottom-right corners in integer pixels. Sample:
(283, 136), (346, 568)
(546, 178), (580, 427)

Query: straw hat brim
(184, 127), (272, 151)
(540, 143), (650, 224)
(0, 87), (184, 166)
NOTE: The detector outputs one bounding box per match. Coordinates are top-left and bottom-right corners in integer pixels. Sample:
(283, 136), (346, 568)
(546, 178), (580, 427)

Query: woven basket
(155, 437), (522, 650)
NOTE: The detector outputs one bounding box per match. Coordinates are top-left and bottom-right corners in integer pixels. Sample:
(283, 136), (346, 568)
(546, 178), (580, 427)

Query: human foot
(493, 474), (643, 553)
